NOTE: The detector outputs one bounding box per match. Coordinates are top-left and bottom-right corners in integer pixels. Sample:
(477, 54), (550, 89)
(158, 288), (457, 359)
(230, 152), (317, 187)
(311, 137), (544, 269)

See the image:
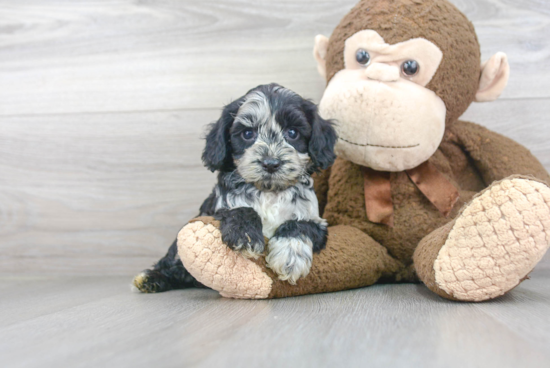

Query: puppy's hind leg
(132, 239), (203, 293)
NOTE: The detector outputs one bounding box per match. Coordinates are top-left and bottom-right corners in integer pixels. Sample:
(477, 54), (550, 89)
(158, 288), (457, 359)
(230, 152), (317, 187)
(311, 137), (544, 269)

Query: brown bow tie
(363, 161), (460, 227)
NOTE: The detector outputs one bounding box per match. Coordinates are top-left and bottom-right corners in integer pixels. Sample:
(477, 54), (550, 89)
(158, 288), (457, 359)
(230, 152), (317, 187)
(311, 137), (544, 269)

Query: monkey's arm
(312, 168), (331, 217)
(449, 120), (550, 185)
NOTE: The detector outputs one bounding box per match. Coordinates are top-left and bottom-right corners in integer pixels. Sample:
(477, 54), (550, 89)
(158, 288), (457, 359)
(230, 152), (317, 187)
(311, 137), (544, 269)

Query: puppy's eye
(241, 129), (256, 141)
(402, 60), (419, 76)
(356, 49), (371, 66)
(286, 129), (299, 140)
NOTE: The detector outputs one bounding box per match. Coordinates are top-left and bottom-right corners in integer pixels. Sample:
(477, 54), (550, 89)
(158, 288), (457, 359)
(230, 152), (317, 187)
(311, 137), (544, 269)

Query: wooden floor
(1, 269), (550, 368)
(1, 0), (550, 367)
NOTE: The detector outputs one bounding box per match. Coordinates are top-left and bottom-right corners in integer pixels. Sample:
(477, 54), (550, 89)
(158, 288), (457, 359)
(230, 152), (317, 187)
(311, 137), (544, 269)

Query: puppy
(133, 83), (337, 293)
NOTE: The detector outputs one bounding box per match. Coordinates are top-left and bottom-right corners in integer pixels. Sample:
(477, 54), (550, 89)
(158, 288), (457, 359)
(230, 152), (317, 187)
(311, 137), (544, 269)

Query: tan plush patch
(434, 178), (550, 301)
(319, 69), (446, 172)
(475, 52), (510, 103)
(313, 35), (329, 79)
(343, 30), (443, 87)
(177, 221), (273, 299)
(319, 28), (447, 172)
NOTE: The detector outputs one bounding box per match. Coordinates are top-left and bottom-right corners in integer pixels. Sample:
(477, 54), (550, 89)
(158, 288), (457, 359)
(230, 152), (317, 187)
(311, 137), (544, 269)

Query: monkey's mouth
(339, 137), (420, 149)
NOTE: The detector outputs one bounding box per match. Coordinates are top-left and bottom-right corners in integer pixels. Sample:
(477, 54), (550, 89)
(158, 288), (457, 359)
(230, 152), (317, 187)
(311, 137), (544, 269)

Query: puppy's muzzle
(262, 157), (282, 174)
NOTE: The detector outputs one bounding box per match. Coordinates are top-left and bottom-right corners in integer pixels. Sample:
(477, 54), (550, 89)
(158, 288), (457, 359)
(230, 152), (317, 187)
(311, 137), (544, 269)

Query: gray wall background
(0, 0), (549, 275)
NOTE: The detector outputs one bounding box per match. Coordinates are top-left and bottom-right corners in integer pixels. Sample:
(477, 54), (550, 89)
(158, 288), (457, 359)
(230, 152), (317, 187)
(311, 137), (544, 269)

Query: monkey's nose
(262, 158), (282, 173)
(364, 63), (400, 83)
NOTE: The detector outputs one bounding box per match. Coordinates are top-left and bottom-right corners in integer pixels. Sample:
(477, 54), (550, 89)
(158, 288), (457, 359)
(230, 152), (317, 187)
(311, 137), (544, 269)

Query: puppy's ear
(302, 100), (337, 172)
(202, 98), (243, 172)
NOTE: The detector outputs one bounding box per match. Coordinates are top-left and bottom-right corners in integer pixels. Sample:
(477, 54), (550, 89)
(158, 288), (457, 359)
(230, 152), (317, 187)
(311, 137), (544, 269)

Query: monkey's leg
(414, 176), (550, 302)
(177, 217), (405, 299)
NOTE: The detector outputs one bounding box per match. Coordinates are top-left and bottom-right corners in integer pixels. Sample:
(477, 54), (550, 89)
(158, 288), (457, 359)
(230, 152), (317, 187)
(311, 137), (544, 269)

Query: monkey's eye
(355, 49), (371, 66)
(241, 129), (256, 141)
(285, 129), (299, 140)
(402, 60), (419, 76)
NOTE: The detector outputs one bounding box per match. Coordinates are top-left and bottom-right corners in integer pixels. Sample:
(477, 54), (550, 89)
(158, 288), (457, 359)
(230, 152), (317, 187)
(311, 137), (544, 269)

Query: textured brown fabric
(413, 220), (459, 301)
(261, 225), (405, 298)
(448, 121), (550, 184)
(406, 160), (460, 217)
(323, 156), (470, 264)
(361, 162), (460, 227)
(325, 0), (481, 126)
(363, 168), (394, 226)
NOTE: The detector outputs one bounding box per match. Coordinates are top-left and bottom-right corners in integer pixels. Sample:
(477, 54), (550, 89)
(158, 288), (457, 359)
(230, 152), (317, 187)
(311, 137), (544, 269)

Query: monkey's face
(318, 30), (446, 172)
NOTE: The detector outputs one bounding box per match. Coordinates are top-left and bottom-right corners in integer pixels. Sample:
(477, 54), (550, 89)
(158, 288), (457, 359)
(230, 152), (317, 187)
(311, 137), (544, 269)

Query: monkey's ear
(475, 52), (510, 103)
(303, 100), (337, 172)
(201, 98), (242, 172)
(313, 35), (330, 80)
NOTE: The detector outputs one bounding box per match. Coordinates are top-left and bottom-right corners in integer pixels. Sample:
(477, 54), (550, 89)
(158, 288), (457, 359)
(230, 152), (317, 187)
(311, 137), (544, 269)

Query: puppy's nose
(262, 158), (282, 173)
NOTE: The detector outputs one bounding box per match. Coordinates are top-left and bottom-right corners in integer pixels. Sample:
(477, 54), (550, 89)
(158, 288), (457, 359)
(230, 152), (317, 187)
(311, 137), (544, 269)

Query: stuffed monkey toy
(176, 0), (550, 301)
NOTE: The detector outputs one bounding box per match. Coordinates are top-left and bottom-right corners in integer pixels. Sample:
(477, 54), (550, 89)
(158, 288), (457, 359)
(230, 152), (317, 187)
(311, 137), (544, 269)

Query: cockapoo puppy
(133, 83), (337, 292)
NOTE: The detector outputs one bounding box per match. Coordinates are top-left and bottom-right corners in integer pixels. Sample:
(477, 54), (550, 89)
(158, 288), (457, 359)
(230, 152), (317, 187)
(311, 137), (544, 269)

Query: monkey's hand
(214, 207), (265, 259)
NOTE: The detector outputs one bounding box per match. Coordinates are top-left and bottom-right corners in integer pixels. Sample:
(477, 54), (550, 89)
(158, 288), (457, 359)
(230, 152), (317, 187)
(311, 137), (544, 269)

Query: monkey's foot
(416, 177), (550, 302)
(177, 217), (273, 299)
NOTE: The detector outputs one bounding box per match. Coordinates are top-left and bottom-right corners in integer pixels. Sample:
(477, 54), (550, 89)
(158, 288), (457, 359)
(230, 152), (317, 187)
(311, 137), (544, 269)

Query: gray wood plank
(1, 275), (549, 368)
(0, 276), (131, 328)
(0, 109), (219, 275)
(0, 0), (550, 116)
(474, 268), (550, 355)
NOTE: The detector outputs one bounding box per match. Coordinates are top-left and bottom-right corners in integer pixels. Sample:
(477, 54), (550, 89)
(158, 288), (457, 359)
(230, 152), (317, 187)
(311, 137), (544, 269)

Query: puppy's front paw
(215, 208), (265, 258)
(266, 236), (313, 285)
(227, 231), (265, 259)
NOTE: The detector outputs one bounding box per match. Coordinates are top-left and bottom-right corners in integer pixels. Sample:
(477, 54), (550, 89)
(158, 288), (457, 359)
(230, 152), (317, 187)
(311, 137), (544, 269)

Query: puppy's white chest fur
(253, 189), (316, 238)
(215, 177), (323, 239)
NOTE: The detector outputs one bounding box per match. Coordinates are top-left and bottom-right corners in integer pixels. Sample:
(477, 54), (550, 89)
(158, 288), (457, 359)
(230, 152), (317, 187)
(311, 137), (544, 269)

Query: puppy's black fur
(133, 240), (204, 293)
(272, 220), (328, 253)
(201, 97), (245, 173)
(214, 207), (265, 255)
(302, 99), (337, 172)
(133, 84), (336, 293)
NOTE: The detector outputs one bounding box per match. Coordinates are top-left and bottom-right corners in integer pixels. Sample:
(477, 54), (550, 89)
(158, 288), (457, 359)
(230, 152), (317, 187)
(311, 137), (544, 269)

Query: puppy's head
(202, 83), (337, 191)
